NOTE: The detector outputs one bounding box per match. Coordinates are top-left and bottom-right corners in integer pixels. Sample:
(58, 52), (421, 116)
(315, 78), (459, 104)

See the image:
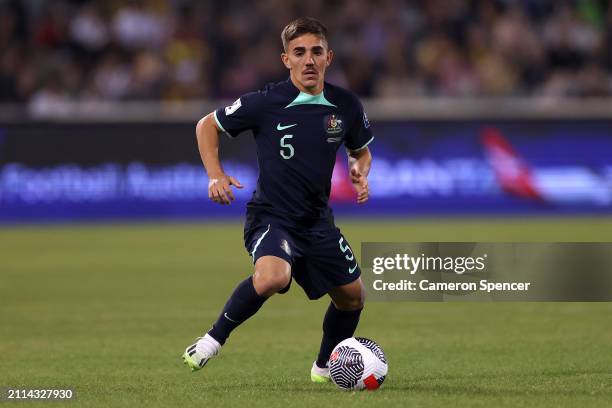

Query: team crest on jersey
(280, 239), (291, 256)
(225, 98), (242, 116)
(324, 114), (344, 136)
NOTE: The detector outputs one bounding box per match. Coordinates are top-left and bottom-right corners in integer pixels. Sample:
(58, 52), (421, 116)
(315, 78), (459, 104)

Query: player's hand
(208, 174), (243, 205)
(350, 168), (369, 204)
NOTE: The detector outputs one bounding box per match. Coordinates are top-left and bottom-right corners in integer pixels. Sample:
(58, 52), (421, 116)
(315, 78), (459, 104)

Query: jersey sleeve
(213, 91), (263, 138)
(344, 97), (374, 151)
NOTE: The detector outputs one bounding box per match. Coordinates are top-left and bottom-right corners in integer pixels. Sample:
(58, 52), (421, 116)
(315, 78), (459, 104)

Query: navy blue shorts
(243, 210), (361, 300)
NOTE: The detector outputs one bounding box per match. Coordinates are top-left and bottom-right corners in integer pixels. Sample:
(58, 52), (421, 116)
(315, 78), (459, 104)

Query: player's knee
(253, 261), (291, 296)
(267, 269), (291, 293)
(332, 280), (366, 310)
(255, 269), (291, 295)
(339, 295), (365, 311)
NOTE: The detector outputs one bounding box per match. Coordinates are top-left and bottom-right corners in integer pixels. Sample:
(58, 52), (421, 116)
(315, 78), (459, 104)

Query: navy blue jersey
(214, 79), (373, 221)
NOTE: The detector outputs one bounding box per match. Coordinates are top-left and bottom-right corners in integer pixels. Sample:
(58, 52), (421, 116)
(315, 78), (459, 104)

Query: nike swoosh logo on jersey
(277, 123), (297, 131)
(327, 137), (342, 143)
(349, 264), (358, 274)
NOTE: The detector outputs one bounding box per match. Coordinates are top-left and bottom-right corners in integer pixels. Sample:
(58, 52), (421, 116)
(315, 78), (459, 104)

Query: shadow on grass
(385, 368), (612, 397)
(193, 368), (611, 397)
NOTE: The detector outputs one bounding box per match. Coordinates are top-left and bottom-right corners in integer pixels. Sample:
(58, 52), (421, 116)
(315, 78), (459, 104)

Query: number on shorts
(339, 237), (354, 261)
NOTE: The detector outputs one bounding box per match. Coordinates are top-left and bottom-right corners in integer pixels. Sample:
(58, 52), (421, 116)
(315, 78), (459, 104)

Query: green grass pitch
(1, 217), (611, 407)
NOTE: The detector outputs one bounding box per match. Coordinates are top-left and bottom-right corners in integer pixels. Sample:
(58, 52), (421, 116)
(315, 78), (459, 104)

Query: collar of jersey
(285, 88), (336, 108)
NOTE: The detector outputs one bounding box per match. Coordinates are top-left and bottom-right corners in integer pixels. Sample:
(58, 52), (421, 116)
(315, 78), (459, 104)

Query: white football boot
(310, 361), (331, 383)
(182, 334), (221, 371)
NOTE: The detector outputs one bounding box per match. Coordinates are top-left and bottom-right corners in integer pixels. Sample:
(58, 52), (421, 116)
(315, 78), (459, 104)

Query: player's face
(282, 33), (333, 94)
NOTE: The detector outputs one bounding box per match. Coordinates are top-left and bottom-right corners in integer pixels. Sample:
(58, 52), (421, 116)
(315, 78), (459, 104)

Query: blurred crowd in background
(1, 0), (612, 108)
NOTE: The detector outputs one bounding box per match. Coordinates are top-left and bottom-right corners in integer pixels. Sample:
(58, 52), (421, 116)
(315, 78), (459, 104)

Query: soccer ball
(329, 337), (388, 391)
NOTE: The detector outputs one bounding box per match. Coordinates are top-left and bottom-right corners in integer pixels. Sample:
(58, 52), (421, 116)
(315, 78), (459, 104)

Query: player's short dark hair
(281, 17), (329, 52)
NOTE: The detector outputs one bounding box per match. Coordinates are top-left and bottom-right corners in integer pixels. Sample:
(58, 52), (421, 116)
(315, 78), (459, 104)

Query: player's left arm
(347, 147), (372, 204)
(344, 94), (373, 204)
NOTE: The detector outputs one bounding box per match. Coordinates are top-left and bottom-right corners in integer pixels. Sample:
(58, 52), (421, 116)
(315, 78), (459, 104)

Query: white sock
(196, 333), (221, 356)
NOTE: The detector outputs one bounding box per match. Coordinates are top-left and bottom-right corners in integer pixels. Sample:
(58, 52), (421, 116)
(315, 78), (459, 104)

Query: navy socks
(208, 277), (267, 345)
(207, 279), (362, 364)
(316, 302), (362, 368)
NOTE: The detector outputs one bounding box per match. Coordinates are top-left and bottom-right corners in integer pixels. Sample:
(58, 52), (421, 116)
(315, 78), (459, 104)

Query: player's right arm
(198, 91), (263, 204)
(196, 113), (243, 205)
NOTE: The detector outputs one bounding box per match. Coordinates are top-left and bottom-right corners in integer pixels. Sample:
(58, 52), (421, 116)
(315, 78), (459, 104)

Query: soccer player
(182, 17), (373, 383)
